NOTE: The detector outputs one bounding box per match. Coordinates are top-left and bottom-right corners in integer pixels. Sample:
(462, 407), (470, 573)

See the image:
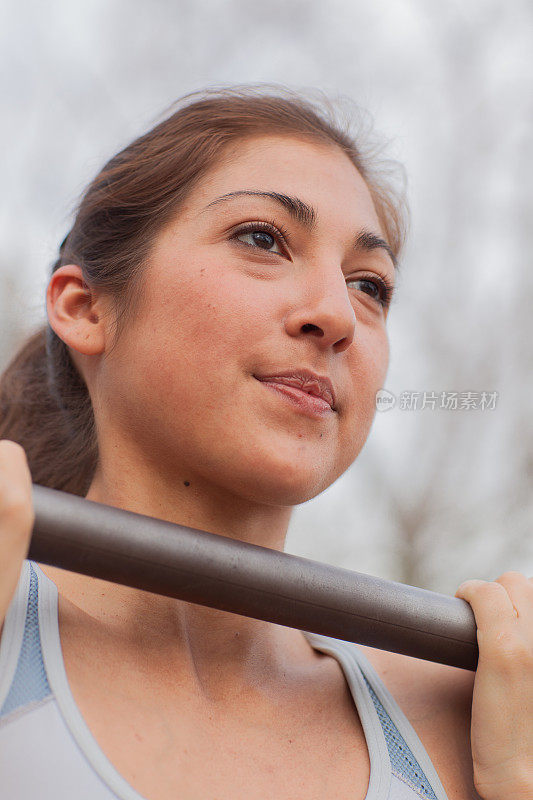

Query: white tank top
(0, 561), (450, 799)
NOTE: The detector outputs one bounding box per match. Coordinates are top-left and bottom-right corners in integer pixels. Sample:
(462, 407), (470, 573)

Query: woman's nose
(283, 269), (356, 353)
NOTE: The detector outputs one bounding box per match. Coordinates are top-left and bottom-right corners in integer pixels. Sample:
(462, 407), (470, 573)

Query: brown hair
(0, 85), (408, 496)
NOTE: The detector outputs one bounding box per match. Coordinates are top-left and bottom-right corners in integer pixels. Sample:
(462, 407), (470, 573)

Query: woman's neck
(85, 463), (293, 549)
(38, 467), (314, 700)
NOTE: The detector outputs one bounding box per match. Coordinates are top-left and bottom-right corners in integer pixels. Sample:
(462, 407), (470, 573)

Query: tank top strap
(0, 560), (52, 722)
(304, 632), (450, 800)
(304, 631), (448, 800)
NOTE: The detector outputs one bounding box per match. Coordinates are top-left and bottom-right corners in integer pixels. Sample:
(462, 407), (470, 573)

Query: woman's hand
(455, 572), (533, 800)
(0, 440), (34, 633)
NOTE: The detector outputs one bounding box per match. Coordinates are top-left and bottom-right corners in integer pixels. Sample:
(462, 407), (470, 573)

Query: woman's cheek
(338, 334), (388, 450)
(350, 328), (389, 399)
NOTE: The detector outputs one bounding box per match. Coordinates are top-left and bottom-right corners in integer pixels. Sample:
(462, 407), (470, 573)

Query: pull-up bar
(28, 484), (478, 671)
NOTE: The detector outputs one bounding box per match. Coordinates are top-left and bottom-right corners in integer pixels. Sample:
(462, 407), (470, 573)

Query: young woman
(0, 87), (531, 800)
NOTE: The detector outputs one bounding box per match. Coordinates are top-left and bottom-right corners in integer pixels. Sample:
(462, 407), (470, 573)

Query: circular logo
(375, 389), (396, 412)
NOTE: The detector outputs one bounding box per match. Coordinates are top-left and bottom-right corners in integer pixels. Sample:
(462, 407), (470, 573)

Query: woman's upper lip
(253, 370), (337, 410)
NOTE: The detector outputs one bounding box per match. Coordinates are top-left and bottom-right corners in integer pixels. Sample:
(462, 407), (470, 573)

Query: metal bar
(28, 484), (478, 670)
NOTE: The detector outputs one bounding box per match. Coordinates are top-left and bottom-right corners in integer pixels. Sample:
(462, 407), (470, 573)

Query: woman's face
(97, 136), (395, 506)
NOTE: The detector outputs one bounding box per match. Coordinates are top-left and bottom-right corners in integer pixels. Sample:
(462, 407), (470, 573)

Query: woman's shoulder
(356, 643), (476, 716)
(357, 643), (480, 800)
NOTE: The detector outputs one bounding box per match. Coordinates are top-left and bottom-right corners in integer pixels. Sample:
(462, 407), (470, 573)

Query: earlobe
(46, 264), (106, 356)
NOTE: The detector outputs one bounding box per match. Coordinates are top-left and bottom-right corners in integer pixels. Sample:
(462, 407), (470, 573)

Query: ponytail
(0, 318), (97, 496)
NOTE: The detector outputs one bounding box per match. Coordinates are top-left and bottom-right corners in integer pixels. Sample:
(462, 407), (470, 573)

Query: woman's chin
(224, 459), (343, 508)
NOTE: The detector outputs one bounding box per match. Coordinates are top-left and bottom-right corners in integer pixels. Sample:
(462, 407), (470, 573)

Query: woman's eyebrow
(203, 190), (316, 227)
(355, 230), (397, 269)
(203, 190), (396, 267)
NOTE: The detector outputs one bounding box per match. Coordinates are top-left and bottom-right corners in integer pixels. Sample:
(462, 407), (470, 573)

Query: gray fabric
(0, 563), (51, 716)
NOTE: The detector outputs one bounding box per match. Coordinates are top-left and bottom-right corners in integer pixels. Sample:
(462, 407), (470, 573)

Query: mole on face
(183, 480), (190, 487)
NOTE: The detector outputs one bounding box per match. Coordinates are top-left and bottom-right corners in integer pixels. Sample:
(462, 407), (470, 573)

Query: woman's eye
(234, 228), (283, 254)
(347, 277), (393, 309)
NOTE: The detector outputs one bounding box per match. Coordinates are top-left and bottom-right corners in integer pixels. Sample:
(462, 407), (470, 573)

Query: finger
(456, 578), (533, 666)
(0, 440), (34, 522)
(493, 571), (533, 622)
(455, 579), (518, 633)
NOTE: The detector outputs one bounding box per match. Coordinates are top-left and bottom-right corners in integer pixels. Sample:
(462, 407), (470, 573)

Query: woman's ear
(46, 265), (106, 356)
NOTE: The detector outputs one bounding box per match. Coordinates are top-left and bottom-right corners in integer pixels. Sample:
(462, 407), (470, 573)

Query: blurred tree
(357, 1), (533, 591)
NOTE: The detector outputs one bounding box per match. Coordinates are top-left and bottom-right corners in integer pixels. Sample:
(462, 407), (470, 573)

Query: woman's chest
(54, 596), (373, 799)
(68, 675), (372, 800)
(55, 599), (476, 800)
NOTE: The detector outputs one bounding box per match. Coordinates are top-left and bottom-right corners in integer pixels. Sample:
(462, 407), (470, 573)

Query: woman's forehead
(201, 135), (365, 191)
(186, 135), (382, 230)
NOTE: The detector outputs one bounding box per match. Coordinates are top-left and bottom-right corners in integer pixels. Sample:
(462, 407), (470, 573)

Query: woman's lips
(256, 379), (334, 416)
